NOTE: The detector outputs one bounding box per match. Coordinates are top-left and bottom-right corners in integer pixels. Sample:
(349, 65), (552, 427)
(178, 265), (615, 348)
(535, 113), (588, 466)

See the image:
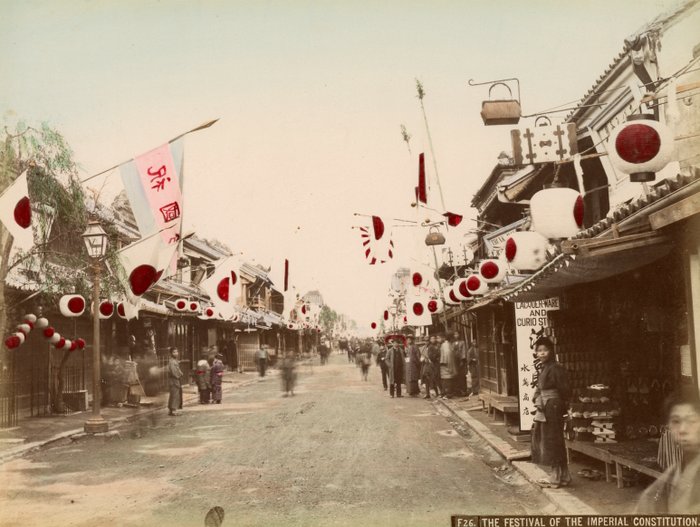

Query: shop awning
(497, 165), (543, 203)
(502, 232), (673, 302)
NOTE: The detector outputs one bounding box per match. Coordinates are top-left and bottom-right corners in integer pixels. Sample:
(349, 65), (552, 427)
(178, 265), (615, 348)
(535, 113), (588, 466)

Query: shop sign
(483, 218), (526, 258)
(514, 297), (559, 431)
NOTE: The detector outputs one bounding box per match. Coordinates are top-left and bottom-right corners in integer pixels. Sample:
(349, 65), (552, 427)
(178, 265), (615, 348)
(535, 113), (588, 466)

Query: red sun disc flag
(117, 234), (175, 298)
(200, 257), (241, 319)
(358, 216), (394, 265)
(0, 171), (34, 252)
(372, 216), (384, 240)
(443, 212), (463, 227)
(417, 153), (427, 204)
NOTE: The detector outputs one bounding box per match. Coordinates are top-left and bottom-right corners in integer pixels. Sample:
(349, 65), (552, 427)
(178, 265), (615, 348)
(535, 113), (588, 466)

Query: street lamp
(82, 220), (109, 434)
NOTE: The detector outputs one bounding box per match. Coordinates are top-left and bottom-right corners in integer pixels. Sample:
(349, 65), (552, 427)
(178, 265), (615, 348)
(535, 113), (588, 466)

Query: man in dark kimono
(167, 348), (183, 416)
(376, 342), (389, 390)
(385, 339), (405, 398)
(210, 353), (225, 404)
(405, 336), (421, 397)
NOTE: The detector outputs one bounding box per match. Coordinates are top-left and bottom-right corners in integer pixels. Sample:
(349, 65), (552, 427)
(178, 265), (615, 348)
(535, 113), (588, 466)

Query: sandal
(536, 478), (560, 488)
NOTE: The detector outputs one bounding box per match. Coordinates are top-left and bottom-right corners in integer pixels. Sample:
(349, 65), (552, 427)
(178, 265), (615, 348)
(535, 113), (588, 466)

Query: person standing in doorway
(531, 336), (571, 489)
(385, 339), (405, 398)
(210, 353), (225, 404)
(167, 347), (183, 416)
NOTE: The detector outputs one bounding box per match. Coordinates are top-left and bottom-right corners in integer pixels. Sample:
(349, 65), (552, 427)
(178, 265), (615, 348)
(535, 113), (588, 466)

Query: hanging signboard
(482, 218), (527, 258)
(511, 119), (578, 165)
(515, 297), (560, 431)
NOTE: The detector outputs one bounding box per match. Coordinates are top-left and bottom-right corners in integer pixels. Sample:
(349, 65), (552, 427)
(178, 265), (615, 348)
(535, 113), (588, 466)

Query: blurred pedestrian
(167, 347), (183, 416)
(635, 389), (700, 513)
(210, 353), (225, 404)
(195, 356), (211, 404)
(466, 339), (480, 397)
(439, 334), (457, 399)
(359, 348), (371, 381)
(385, 339), (405, 398)
(453, 331), (467, 396)
(531, 337), (571, 489)
(279, 351), (297, 396)
(405, 336), (421, 397)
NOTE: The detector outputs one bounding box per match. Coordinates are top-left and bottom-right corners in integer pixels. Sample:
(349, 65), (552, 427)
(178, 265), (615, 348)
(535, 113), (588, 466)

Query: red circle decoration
(505, 237), (517, 262)
(383, 310), (389, 321)
(55, 338), (66, 349)
(412, 272), (422, 287)
(370, 322), (377, 329)
(206, 308), (214, 317)
(129, 265), (159, 296)
(189, 302), (198, 311)
(615, 124), (660, 164)
(14, 196), (31, 229)
(573, 195), (584, 228)
(458, 281), (471, 298)
(176, 300), (186, 310)
(5, 335), (20, 349)
(217, 277), (229, 301)
(413, 302), (424, 316)
(466, 276), (482, 292)
(481, 261), (499, 279)
(67, 296), (85, 314)
(99, 302), (114, 317)
(76, 338), (86, 349)
(428, 300), (438, 313)
(43, 327), (55, 338)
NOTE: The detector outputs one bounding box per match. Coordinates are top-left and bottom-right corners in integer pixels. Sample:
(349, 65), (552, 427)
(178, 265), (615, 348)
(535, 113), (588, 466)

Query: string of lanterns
(4, 312), (86, 352)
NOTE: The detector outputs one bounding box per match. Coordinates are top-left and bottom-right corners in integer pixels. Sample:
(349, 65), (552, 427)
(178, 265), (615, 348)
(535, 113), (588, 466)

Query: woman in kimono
(635, 390), (700, 513)
(210, 353), (225, 404)
(531, 336), (571, 488)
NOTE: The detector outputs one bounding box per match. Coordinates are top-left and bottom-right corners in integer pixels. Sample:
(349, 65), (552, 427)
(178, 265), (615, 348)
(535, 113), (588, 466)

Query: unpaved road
(0, 354), (553, 527)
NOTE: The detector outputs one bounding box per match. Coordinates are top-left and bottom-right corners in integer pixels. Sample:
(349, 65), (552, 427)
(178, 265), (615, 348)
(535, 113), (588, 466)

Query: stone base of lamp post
(84, 416), (109, 434)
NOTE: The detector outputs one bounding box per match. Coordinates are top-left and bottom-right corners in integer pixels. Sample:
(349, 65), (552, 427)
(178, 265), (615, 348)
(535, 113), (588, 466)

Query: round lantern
(35, 317), (49, 329)
(59, 295), (86, 317)
(427, 298), (444, 314)
(76, 338), (86, 349)
(5, 335), (22, 349)
(69, 341), (78, 352)
(204, 307), (215, 318)
(23, 314), (37, 324)
(503, 231), (549, 272)
(231, 313), (241, 323)
(607, 114), (674, 183)
(188, 301), (200, 313)
(174, 298), (187, 312)
(530, 188), (584, 239)
(49, 332), (61, 344)
(443, 287), (461, 306)
(466, 274), (488, 296)
(54, 337), (66, 349)
(17, 323), (31, 335)
(116, 302), (127, 319)
(61, 339), (72, 351)
(43, 327), (55, 339)
(479, 259), (507, 283)
(97, 300), (114, 319)
(452, 278), (471, 301)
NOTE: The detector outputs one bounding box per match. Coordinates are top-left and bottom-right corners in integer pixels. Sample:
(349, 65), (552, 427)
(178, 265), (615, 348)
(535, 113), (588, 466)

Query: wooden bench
(611, 454), (662, 489)
(478, 392), (519, 424)
(566, 439), (614, 482)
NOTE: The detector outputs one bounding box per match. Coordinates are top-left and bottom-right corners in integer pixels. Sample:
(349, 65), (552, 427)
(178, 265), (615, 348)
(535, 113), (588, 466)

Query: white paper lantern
(174, 298), (187, 312)
(17, 323), (31, 335)
(14, 332), (25, 345)
(62, 339), (72, 351)
(23, 314), (37, 323)
(466, 274), (488, 295)
(443, 287), (461, 305)
(607, 114), (674, 183)
(49, 332), (61, 344)
(35, 317), (49, 329)
(116, 302), (127, 319)
(531, 188), (584, 239)
(503, 231), (549, 271)
(59, 295), (86, 317)
(452, 278), (471, 301)
(188, 301), (200, 313)
(479, 259), (507, 283)
(96, 300), (114, 319)
(427, 298), (444, 314)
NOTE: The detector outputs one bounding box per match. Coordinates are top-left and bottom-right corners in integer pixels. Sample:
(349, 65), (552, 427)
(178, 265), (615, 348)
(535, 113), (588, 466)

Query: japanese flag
(0, 171), (34, 252)
(116, 234), (176, 298)
(200, 257), (241, 319)
(359, 216), (394, 265)
(406, 292), (432, 326)
(119, 297), (141, 321)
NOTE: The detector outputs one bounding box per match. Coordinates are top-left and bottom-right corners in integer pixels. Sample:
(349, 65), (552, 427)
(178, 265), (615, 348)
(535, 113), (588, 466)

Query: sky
(0, 0), (682, 331)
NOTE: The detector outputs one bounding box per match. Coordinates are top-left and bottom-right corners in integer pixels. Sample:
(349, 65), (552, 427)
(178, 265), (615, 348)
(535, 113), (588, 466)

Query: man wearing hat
(210, 351), (225, 404)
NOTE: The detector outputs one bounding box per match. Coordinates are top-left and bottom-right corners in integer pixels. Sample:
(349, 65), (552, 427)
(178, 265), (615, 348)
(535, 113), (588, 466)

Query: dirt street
(0, 354), (553, 527)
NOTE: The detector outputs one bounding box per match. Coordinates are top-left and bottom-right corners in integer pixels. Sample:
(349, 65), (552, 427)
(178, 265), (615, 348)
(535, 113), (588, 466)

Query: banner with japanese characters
(514, 297), (559, 431)
(120, 138), (184, 246)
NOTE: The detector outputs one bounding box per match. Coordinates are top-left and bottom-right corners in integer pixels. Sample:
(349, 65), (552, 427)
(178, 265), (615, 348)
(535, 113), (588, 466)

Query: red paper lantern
(189, 301), (199, 313)
(479, 259), (506, 283)
(69, 341), (78, 352)
(503, 231), (548, 271)
(54, 337), (66, 349)
(76, 338), (86, 349)
(116, 303), (126, 318)
(98, 301), (114, 319)
(5, 335), (21, 349)
(59, 295), (86, 317)
(608, 114), (674, 183)
(43, 327), (55, 339)
(175, 298), (187, 311)
(530, 188), (584, 239)
(466, 275), (488, 295)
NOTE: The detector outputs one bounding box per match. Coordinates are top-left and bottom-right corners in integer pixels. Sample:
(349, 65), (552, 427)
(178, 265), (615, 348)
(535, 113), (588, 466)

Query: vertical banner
(515, 297), (559, 431)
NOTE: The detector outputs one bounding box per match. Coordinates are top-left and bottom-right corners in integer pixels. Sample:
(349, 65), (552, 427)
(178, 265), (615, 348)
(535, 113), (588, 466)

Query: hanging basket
(480, 83), (521, 126)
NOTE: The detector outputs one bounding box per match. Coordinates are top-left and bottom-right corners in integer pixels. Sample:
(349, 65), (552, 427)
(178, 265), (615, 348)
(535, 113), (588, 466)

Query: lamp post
(82, 220), (109, 434)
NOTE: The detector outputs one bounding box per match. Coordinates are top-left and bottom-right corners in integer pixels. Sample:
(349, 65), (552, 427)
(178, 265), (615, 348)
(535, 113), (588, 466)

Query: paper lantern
(17, 323), (31, 335)
(443, 288), (461, 305)
(76, 338), (86, 349)
(54, 337), (66, 349)
(35, 317), (49, 329)
(116, 302), (126, 319)
(607, 114), (674, 182)
(175, 298), (187, 312)
(188, 301), (200, 313)
(49, 332), (61, 344)
(61, 339), (72, 351)
(530, 188), (584, 239)
(205, 307), (215, 318)
(452, 278), (471, 301)
(98, 300), (114, 319)
(69, 341), (78, 352)
(5, 335), (21, 349)
(466, 274), (488, 295)
(23, 314), (37, 323)
(427, 298), (444, 314)
(59, 295), (86, 317)
(231, 313), (241, 323)
(14, 332), (25, 345)
(479, 259), (507, 283)
(503, 231), (549, 271)
(43, 327), (55, 339)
